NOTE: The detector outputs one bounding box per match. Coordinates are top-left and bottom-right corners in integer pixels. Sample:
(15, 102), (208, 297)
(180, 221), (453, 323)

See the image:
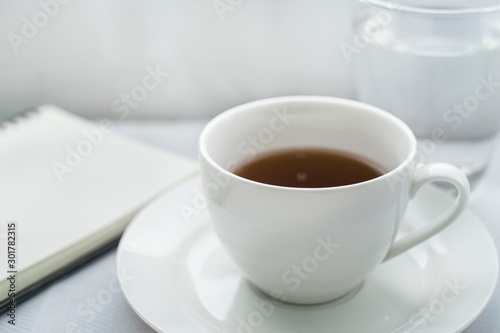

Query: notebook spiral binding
(0, 108), (41, 133)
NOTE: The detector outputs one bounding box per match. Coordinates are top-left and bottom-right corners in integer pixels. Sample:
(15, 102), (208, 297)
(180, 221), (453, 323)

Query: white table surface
(3, 119), (499, 333)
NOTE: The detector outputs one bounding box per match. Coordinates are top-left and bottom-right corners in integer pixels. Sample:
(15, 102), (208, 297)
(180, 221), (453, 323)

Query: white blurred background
(0, 0), (356, 120)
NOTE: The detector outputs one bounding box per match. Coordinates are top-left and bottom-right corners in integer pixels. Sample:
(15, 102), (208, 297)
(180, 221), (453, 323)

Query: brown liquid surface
(234, 148), (385, 188)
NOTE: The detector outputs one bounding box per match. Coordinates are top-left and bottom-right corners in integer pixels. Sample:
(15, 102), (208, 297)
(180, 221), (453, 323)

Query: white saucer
(117, 176), (498, 333)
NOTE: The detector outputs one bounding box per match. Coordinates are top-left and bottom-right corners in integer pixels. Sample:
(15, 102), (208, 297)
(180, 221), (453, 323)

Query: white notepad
(0, 105), (198, 306)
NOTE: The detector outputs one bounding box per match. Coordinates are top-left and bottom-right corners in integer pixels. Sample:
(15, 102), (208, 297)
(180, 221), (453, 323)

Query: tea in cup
(199, 96), (470, 304)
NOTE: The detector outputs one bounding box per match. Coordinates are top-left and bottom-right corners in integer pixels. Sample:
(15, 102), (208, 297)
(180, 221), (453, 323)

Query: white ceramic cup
(199, 96), (470, 305)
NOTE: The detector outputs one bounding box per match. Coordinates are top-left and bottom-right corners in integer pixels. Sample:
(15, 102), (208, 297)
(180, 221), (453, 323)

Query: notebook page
(0, 105), (197, 283)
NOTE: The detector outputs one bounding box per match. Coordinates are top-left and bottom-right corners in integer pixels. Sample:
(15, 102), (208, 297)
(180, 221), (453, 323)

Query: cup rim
(199, 95), (417, 192)
(358, 0), (500, 16)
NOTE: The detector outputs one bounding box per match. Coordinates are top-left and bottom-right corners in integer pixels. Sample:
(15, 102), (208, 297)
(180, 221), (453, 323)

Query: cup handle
(383, 163), (470, 262)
